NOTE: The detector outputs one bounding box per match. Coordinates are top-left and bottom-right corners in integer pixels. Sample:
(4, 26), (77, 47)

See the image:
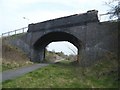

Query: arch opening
(32, 31), (82, 63)
(45, 41), (78, 63)
(47, 41), (78, 55)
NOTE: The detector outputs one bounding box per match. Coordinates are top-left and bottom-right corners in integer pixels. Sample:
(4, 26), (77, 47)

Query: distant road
(1, 63), (49, 82)
(54, 59), (65, 63)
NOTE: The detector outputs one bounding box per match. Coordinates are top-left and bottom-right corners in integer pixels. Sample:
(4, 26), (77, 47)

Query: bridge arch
(31, 31), (83, 63)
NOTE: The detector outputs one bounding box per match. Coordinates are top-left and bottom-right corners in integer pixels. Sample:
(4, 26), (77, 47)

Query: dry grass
(2, 40), (33, 71)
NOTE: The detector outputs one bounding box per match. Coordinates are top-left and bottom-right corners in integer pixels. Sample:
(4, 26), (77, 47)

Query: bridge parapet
(28, 10), (99, 32)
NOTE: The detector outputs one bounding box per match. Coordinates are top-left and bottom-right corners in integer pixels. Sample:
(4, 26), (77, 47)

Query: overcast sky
(0, 0), (111, 55)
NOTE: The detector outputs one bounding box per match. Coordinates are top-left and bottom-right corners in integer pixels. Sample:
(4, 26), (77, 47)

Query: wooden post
(23, 28), (24, 33)
(8, 32), (10, 36)
(15, 30), (16, 35)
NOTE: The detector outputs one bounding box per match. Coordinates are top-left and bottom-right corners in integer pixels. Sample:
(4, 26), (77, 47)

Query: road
(0, 63), (49, 82)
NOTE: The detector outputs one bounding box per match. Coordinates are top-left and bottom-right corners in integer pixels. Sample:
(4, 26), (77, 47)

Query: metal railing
(98, 13), (119, 21)
(1, 27), (28, 37)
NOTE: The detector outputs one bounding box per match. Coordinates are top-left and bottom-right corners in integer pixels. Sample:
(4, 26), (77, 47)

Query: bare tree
(105, 0), (120, 20)
(67, 46), (77, 55)
(65, 45), (80, 63)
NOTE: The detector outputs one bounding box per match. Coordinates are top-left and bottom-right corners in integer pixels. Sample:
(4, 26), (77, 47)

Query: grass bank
(2, 41), (33, 71)
(2, 58), (119, 88)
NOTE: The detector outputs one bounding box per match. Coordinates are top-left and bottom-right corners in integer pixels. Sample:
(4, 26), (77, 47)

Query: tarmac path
(0, 63), (49, 82)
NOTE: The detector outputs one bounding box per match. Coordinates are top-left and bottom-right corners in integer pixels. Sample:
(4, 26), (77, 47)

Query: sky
(0, 0), (111, 55)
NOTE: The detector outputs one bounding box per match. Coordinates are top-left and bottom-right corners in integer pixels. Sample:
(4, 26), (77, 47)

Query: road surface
(0, 63), (49, 82)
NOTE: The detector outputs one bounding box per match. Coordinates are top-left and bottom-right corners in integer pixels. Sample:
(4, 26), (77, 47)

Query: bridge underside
(30, 31), (82, 63)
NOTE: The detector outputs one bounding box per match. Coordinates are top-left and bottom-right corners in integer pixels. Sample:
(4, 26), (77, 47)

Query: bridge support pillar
(77, 48), (85, 66)
(30, 48), (45, 62)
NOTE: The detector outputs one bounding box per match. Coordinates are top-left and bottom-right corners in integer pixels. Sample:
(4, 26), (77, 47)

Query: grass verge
(2, 58), (119, 88)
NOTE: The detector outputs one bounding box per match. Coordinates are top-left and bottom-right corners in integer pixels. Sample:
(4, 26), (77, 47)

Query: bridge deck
(28, 10), (99, 32)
